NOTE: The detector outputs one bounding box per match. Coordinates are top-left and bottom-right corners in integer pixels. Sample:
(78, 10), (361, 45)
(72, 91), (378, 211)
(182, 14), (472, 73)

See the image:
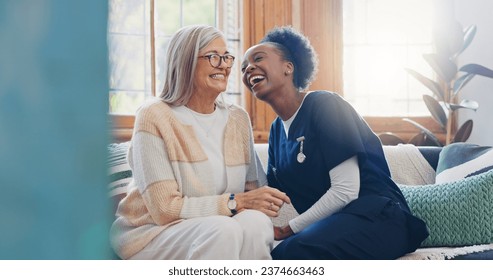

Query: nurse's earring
(296, 136), (306, 163)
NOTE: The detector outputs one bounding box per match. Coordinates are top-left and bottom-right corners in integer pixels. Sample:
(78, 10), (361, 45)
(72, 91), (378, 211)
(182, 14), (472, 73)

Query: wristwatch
(227, 193), (237, 215)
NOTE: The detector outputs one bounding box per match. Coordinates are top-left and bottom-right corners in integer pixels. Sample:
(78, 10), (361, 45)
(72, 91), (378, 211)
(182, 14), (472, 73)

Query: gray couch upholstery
(108, 142), (493, 259)
(254, 143), (493, 260)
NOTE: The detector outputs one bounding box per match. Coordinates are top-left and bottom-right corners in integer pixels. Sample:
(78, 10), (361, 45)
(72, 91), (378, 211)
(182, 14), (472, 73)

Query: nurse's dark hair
(260, 26), (318, 91)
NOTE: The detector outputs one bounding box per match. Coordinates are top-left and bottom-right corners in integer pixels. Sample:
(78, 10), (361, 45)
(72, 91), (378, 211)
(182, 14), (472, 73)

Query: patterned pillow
(436, 143), (493, 184)
(399, 169), (493, 247)
(108, 142), (131, 212)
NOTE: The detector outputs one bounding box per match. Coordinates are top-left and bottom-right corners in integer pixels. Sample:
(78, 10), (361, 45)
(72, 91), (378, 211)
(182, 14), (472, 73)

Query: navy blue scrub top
(266, 91), (410, 214)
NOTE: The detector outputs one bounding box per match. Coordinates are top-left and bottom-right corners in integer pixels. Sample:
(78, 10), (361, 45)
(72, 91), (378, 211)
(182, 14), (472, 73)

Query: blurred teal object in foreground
(0, 0), (112, 259)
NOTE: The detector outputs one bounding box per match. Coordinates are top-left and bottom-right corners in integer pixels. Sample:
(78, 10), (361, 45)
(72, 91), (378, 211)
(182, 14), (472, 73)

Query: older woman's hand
(235, 186), (291, 217)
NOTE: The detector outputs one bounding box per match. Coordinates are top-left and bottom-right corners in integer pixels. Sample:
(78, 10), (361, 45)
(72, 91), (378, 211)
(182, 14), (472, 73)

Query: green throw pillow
(399, 169), (493, 247)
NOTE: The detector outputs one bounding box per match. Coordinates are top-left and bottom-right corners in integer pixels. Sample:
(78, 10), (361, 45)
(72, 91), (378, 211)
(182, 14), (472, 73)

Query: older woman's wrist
(234, 192), (246, 211)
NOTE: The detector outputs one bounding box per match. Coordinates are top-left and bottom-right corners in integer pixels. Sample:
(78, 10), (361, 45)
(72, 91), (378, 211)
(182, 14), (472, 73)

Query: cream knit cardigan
(110, 99), (266, 259)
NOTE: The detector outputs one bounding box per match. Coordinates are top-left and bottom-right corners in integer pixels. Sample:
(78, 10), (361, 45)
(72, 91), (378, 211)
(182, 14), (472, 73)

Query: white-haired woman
(111, 25), (290, 260)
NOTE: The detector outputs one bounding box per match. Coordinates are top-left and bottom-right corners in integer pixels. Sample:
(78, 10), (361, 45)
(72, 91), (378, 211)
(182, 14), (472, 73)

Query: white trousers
(130, 210), (274, 260)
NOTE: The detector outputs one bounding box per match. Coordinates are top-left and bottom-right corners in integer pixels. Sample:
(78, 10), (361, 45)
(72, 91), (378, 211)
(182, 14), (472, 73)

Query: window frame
(110, 0), (446, 145)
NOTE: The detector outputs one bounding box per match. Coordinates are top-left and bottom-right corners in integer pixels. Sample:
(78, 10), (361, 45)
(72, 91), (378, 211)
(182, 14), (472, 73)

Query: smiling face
(241, 43), (293, 101)
(193, 37), (232, 97)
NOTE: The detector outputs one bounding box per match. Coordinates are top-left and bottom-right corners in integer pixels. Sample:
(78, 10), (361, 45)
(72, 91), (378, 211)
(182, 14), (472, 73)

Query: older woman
(241, 26), (428, 259)
(111, 25), (290, 260)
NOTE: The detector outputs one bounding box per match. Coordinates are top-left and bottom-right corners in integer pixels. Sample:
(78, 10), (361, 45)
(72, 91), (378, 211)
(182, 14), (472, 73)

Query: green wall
(0, 0), (112, 259)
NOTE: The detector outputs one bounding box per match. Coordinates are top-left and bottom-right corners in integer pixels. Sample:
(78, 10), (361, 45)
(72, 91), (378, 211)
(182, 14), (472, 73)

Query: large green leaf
(405, 68), (445, 101)
(423, 95), (447, 129)
(460, 64), (493, 79)
(457, 25), (477, 56)
(453, 73), (475, 97)
(423, 53), (458, 83)
(449, 99), (479, 111)
(453, 119), (473, 143)
(408, 132), (442, 147)
(402, 118), (443, 146)
(378, 133), (405, 146)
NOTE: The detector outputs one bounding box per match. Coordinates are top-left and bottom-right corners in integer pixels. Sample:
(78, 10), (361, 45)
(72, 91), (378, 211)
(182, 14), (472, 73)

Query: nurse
(241, 26), (429, 259)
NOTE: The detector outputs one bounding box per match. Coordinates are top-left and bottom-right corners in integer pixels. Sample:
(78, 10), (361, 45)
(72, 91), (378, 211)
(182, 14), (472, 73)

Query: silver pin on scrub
(296, 136), (306, 163)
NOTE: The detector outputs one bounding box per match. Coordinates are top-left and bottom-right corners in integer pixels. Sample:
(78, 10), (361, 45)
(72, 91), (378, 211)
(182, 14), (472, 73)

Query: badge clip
(296, 136), (306, 163)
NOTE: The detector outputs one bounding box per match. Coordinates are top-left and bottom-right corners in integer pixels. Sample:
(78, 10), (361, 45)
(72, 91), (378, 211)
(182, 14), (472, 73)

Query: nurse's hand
(274, 225), (294, 240)
(235, 186), (291, 217)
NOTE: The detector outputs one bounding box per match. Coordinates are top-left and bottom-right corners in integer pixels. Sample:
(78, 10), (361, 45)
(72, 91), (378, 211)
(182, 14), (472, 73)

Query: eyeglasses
(198, 54), (235, 68)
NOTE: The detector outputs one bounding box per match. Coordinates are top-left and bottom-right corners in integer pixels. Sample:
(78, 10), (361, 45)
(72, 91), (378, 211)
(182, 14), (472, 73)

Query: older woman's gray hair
(160, 25), (225, 106)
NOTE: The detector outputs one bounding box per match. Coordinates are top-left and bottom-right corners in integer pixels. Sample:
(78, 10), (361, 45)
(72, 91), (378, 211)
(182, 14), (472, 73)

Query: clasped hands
(235, 186), (294, 240)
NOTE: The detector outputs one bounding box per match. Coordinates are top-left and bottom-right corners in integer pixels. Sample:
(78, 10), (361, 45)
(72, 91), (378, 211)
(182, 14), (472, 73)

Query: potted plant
(402, 20), (493, 146)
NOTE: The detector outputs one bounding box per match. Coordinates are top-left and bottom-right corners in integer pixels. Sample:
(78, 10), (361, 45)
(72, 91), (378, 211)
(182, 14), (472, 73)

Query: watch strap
(228, 193), (237, 215)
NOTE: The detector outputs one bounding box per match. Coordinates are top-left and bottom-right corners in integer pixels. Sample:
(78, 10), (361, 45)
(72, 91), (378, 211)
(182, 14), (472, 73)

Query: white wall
(455, 0), (493, 146)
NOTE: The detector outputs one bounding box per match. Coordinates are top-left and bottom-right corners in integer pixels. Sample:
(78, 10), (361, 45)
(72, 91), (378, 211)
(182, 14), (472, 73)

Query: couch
(108, 141), (493, 260)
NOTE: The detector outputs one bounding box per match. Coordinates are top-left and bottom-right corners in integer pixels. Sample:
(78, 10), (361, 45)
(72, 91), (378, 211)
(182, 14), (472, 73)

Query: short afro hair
(260, 26), (318, 91)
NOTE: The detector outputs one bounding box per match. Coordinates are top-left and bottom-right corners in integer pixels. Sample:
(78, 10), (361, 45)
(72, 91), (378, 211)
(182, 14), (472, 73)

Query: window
(343, 0), (436, 117)
(108, 0), (241, 115)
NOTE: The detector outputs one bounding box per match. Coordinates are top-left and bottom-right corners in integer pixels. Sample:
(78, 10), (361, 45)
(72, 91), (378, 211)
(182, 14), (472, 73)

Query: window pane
(109, 91), (148, 114)
(183, 0), (216, 26)
(108, 0), (146, 34)
(108, 34), (146, 91)
(343, 0), (434, 116)
(221, 0), (242, 105)
(108, 0), (148, 114)
(155, 0), (181, 36)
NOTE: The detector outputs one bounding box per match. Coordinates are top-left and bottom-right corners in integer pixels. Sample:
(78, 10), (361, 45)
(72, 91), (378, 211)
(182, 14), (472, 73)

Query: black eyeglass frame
(198, 54), (235, 68)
